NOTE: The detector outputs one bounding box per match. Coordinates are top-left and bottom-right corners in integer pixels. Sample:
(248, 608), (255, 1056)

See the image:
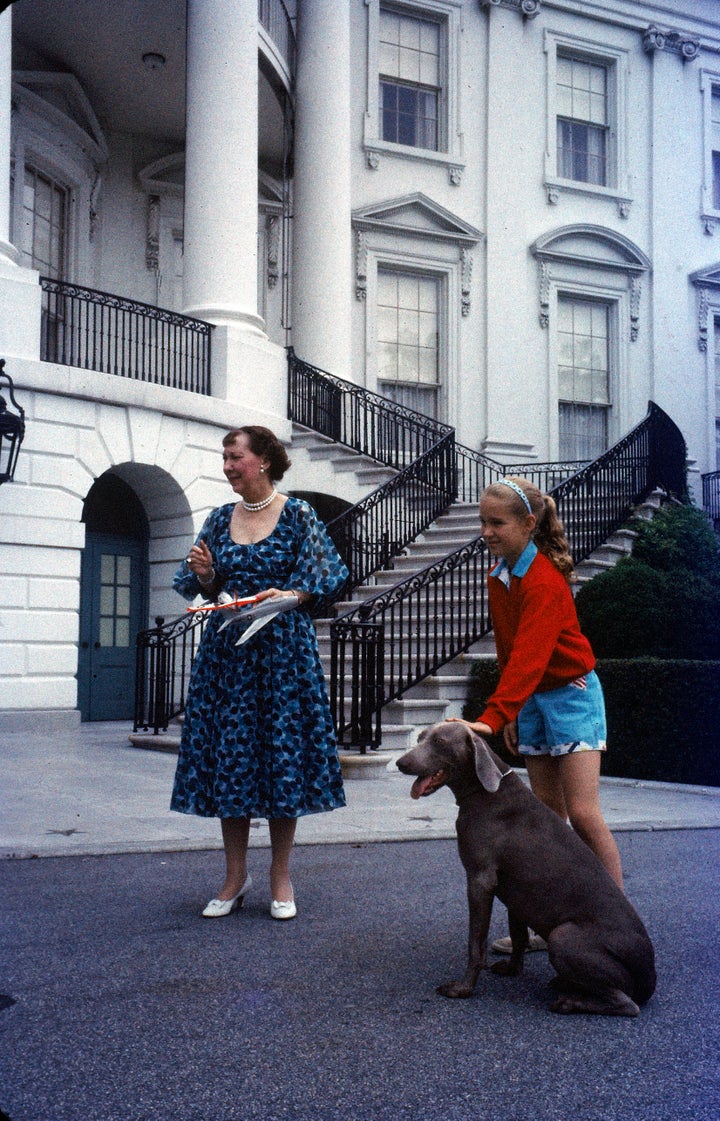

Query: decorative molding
(545, 179), (632, 218)
(642, 25), (701, 62)
(532, 224), (651, 338)
(689, 263), (720, 351)
(449, 165), (463, 186)
(629, 275), (642, 342)
(266, 214), (281, 289)
(146, 195), (160, 271)
(539, 260), (551, 329)
(480, 0), (541, 19)
(702, 214), (720, 236)
(366, 148), (381, 170)
(461, 248), (472, 317)
(356, 230), (369, 301)
(352, 193), (483, 314)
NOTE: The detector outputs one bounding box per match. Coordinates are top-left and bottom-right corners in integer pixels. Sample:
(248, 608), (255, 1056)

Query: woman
(171, 425), (348, 920)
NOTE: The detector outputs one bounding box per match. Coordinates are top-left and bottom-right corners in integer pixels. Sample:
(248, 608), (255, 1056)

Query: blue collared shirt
(490, 540), (538, 589)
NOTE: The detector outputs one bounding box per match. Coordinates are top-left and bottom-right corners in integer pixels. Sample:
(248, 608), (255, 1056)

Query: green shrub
(631, 502), (720, 579)
(575, 503), (720, 660)
(464, 657), (720, 786)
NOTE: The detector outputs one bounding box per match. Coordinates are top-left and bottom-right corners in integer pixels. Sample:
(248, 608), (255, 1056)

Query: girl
(453, 476), (623, 951)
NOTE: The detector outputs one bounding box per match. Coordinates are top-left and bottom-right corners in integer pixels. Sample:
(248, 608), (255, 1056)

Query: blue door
(78, 532), (147, 721)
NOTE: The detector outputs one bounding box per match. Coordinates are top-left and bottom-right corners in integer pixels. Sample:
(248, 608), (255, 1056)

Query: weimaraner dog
(397, 722), (656, 1016)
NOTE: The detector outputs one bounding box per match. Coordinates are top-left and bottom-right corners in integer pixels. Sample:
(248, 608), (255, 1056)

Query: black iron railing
(702, 470), (720, 527)
(40, 277), (212, 394)
(330, 401), (687, 748)
(454, 443), (589, 504)
(289, 349), (456, 588)
(134, 613), (208, 734)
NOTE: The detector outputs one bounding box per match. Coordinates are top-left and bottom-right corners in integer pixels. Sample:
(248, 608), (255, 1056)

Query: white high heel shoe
(202, 873), (252, 918)
(270, 890), (297, 921)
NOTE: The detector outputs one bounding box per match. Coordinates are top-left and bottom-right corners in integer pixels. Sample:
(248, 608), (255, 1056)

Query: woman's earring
(260, 467), (265, 473)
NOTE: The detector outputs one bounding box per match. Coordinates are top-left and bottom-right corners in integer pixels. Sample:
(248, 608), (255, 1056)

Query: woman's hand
(255, 587), (309, 606)
(187, 539), (215, 584)
(503, 719), (519, 757)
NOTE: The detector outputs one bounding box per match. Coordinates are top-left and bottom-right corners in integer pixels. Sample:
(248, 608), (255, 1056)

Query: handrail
(40, 277), (212, 394)
(330, 400), (687, 748)
(133, 612), (207, 734)
(289, 349), (456, 589)
(702, 469), (720, 526)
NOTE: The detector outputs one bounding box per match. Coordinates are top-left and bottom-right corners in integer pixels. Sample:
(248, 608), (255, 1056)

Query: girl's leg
(217, 816), (251, 899)
(556, 751), (624, 889)
(524, 755), (568, 821)
(269, 817), (297, 902)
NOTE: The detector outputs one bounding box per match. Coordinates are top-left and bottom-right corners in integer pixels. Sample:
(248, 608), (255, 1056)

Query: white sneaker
(491, 932), (547, 954)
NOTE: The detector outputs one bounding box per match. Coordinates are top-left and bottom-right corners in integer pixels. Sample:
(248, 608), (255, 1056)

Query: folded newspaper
(188, 591), (299, 645)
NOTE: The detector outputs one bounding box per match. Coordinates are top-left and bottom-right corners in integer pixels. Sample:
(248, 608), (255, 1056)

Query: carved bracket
(480, 0), (541, 18)
(146, 194), (160, 271)
(355, 230), (368, 301)
(697, 285), (709, 352)
(461, 247), (473, 316)
(642, 25), (700, 62)
(267, 214), (280, 289)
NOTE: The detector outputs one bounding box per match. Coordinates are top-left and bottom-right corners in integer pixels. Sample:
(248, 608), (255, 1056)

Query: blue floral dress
(170, 498), (348, 820)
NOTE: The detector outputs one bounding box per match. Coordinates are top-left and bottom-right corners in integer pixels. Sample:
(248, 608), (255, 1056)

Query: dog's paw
(436, 980), (474, 999)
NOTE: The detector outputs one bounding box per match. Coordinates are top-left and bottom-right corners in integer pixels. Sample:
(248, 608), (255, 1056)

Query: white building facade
(1, 0), (719, 731)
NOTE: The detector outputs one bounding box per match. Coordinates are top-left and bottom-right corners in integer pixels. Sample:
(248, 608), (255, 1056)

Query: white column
(292, 0), (353, 380)
(182, 0), (288, 431)
(0, 4), (19, 265)
(183, 0), (263, 335)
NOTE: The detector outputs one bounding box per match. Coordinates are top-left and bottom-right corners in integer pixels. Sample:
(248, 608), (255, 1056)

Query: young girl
(454, 476), (623, 950)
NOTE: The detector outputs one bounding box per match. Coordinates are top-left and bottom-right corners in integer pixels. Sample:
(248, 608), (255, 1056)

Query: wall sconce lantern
(0, 359), (26, 485)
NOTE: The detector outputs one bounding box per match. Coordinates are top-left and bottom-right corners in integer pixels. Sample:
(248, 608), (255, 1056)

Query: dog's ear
(471, 732), (504, 793)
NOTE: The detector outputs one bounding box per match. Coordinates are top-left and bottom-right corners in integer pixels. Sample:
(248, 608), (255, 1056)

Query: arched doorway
(78, 474), (149, 721)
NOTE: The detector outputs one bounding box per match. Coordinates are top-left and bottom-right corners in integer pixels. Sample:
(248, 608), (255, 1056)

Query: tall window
(556, 55), (608, 186)
(712, 86), (720, 211)
(377, 268), (440, 416)
(379, 7), (441, 151)
(20, 165), (68, 278)
(558, 297), (610, 460)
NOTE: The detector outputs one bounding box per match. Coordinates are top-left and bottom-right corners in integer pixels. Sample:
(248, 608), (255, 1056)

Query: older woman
(171, 425), (348, 920)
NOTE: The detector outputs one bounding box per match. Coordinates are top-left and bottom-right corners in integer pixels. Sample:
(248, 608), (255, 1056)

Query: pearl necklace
(241, 488), (277, 512)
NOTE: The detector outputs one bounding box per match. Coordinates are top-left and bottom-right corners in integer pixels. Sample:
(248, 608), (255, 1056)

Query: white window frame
(543, 30), (632, 218)
(556, 293), (615, 461)
(363, 0), (465, 183)
(10, 73), (108, 283)
(689, 263), (720, 471)
(700, 69), (720, 234)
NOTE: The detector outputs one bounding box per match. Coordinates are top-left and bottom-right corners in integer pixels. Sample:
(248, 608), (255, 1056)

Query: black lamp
(0, 359), (26, 485)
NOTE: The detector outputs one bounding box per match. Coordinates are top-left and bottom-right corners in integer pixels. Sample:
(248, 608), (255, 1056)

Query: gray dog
(397, 722), (656, 1016)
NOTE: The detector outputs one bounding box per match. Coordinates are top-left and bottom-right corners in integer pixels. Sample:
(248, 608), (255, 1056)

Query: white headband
(497, 479), (533, 514)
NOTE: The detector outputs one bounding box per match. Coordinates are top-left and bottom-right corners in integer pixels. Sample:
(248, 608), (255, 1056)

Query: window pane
(558, 298), (610, 445)
(115, 618), (130, 648)
(377, 269), (439, 385)
(116, 555), (131, 583)
(99, 618), (115, 647)
(100, 554), (115, 582)
(116, 587), (131, 616)
(379, 7), (441, 152)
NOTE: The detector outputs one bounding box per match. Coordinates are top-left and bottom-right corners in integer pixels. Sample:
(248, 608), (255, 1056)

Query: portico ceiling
(10, 0), (286, 170)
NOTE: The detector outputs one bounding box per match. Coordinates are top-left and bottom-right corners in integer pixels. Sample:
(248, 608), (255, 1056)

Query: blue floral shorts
(517, 670), (607, 756)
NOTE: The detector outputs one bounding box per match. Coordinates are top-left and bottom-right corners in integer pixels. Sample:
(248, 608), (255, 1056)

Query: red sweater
(477, 546), (596, 734)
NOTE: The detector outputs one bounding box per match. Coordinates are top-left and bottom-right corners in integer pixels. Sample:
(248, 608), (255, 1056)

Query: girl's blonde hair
(483, 476), (576, 583)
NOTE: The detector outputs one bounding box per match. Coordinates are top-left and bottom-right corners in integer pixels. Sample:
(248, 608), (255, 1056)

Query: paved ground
(1, 722), (719, 1121)
(2, 722), (720, 859)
